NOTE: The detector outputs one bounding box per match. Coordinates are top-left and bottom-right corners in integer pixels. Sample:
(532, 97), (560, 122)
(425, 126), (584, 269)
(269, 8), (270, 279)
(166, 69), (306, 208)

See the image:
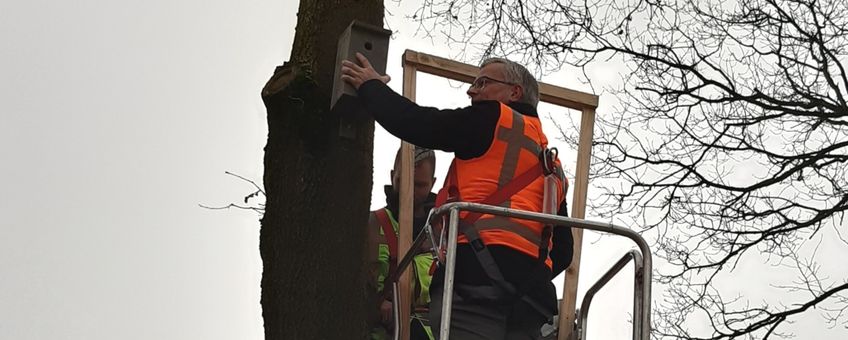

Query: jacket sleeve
(356, 79), (499, 159)
(550, 200), (574, 277)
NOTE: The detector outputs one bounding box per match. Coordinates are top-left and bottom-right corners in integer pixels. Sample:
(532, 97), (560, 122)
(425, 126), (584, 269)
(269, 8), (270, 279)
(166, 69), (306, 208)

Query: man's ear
(511, 85), (522, 102)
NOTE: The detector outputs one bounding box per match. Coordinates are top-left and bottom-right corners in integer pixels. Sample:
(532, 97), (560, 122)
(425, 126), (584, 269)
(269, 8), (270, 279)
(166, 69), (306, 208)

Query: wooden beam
(558, 107), (596, 340)
(397, 60), (418, 340)
(402, 50), (599, 111)
(402, 50), (477, 83)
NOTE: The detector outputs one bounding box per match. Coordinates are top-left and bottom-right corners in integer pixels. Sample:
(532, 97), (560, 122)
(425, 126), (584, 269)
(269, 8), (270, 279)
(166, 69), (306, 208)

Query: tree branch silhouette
(199, 171), (265, 216)
(412, 0), (848, 338)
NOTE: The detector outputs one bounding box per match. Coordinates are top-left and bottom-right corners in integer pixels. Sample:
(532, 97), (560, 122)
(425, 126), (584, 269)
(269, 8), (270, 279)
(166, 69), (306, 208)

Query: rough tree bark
(259, 0), (384, 339)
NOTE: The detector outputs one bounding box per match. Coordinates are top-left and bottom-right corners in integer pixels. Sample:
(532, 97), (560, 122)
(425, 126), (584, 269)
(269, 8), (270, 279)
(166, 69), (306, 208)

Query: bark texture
(260, 0), (384, 338)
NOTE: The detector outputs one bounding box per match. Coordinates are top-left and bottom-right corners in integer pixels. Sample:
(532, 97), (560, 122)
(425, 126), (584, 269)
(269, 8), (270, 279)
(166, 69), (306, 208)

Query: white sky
(2, 0), (840, 339)
(1, 0), (290, 338)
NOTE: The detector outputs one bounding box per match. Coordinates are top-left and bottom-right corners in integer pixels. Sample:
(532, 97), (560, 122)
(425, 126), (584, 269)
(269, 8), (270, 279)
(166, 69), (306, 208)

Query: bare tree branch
(200, 171), (265, 216)
(410, 0), (848, 338)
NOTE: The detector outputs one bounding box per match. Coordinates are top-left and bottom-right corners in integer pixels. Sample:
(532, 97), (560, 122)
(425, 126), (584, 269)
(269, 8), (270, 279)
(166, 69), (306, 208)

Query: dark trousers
(429, 281), (548, 340)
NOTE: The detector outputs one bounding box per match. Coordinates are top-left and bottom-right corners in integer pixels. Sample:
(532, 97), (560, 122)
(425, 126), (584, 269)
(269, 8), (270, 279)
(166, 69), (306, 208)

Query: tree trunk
(260, 0), (384, 339)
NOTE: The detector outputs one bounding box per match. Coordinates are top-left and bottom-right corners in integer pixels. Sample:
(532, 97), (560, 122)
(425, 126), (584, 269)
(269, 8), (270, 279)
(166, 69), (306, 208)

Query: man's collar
(383, 185), (436, 218)
(384, 185), (399, 217)
(507, 101), (538, 117)
(471, 100), (538, 117)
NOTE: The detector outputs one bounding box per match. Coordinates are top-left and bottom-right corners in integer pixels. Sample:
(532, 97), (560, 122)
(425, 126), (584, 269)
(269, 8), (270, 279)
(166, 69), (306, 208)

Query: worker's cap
(413, 146), (435, 163)
(394, 145), (436, 167)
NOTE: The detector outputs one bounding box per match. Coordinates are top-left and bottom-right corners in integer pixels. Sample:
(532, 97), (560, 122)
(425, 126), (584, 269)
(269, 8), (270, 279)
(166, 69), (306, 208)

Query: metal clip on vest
(541, 148), (559, 216)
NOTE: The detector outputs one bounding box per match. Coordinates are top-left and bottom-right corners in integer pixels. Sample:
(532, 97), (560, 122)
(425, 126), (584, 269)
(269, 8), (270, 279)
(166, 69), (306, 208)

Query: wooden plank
(558, 107), (596, 340)
(402, 50), (477, 83)
(538, 83), (599, 112)
(402, 50), (599, 110)
(397, 61), (418, 340)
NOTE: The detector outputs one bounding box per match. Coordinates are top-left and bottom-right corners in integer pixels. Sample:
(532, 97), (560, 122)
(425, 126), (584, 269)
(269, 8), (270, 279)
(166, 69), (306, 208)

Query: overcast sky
(1, 0), (295, 338)
(4, 1), (839, 339)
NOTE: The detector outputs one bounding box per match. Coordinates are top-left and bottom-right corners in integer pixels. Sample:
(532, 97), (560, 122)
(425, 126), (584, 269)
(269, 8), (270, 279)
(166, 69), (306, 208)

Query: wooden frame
(398, 50), (598, 340)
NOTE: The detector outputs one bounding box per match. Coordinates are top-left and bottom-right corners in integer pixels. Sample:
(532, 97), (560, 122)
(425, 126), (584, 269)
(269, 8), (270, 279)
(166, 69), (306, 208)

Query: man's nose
(467, 86), (477, 97)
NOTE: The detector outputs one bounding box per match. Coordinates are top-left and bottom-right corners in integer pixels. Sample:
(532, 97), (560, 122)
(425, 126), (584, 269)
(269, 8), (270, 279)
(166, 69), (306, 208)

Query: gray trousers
(429, 281), (548, 340)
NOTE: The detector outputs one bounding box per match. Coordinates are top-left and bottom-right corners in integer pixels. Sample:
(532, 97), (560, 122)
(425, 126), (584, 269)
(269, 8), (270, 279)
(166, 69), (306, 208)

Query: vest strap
(375, 209), (398, 260)
(374, 209), (398, 300)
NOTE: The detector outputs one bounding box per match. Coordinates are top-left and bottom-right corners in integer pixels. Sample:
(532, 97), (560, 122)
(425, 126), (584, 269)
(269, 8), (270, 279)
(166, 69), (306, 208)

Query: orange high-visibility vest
(441, 103), (565, 268)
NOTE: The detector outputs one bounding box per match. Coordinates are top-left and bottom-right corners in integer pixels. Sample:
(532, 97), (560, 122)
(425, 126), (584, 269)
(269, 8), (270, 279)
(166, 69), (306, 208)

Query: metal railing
(576, 249), (645, 340)
(389, 201), (652, 340)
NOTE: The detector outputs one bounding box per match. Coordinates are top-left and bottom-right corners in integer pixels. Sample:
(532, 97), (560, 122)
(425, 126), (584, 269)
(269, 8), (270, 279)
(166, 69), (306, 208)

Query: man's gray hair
(481, 58), (540, 108)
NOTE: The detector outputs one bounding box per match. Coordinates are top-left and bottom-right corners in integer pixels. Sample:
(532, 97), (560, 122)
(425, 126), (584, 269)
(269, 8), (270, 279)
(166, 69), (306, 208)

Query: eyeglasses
(470, 76), (516, 89)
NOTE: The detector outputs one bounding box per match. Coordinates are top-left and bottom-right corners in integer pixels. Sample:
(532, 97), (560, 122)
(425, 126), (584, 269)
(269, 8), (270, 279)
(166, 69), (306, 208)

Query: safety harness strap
(459, 221), (515, 295)
(459, 221), (554, 319)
